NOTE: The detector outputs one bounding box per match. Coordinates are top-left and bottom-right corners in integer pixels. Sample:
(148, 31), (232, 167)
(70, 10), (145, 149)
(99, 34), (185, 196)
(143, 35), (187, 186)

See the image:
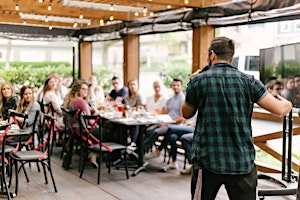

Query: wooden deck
(3, 145), (295, 200)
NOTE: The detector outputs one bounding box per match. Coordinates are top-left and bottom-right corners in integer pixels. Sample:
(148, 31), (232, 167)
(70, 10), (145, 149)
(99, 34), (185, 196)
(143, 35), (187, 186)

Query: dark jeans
(179, 133), (193, 164)
(166, 125), (194, 162)
(191, 165), (257, 200)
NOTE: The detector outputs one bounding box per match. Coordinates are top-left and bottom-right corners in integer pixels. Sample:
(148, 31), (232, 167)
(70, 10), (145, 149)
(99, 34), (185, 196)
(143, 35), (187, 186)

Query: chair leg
(79, 152), (88, 178)
(42, 163), (48, 184)
(123, 150), (129, 180)
(97, 152), (102, 185)
(47, 162), (57, 192)
(14, 160), (19, 196)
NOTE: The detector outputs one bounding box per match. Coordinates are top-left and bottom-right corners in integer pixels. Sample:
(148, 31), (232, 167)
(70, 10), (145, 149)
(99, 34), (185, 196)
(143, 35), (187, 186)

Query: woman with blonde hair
(0, 82), (18, 120)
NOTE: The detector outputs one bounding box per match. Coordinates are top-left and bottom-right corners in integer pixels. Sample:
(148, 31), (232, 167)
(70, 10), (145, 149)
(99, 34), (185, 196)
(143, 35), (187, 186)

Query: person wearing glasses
(183, 36), (292, 199)
(105, 76), (128, 105)
(64, 79), (100, 168)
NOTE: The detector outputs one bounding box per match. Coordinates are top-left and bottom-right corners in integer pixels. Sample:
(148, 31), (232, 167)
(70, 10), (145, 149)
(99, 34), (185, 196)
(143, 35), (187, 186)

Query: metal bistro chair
(0, 124), (15, 200)
(79, 114), (129, 184)
(9, 114), (57, 195)
(61, 108), (81, 170)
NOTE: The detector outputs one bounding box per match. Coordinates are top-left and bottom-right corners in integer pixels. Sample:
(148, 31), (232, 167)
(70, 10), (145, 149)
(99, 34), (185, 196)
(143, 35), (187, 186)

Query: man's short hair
(111, 76), (120, 81)
(173, 78), (183, 85)
(208, 37), (235, 61)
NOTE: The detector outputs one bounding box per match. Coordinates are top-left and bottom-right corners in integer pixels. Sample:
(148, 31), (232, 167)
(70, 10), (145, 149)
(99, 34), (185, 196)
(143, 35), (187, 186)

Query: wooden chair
(79, 114), (129, 184)
(9, 114), (57, 195)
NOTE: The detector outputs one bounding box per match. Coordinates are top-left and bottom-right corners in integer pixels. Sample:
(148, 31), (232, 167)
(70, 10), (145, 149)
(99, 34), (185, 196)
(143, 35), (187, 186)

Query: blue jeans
(164, 125), (194, 162)
(180, 133), (193, 164)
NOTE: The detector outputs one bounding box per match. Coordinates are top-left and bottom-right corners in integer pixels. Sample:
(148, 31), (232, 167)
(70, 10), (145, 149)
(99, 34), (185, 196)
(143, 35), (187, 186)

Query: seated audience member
(294, 75), (300, 107)
(9, 86), (40, 143)
(125, 78), (146, 150)
(146, 80), (166, 115)
(144, 78), (185, 153)
(15, 86), (40, 127)
(153, 114), (196, 170)
(265, 80), (282, 98)
(105, 76), (128, 104)
(281, 76), (295, 104)
(62, 76), (73, 88)
(88, 75), (105, 109)
(0, 82), (18, 120)
(40, 75), (64, 128)
(64, 79), (100, 168)
(56, 74), (69, 100)
(179, 133), (193, 174)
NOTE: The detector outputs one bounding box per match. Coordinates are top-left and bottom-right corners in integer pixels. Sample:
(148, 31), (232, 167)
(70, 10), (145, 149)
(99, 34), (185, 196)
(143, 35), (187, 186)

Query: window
(244, 56), (259, 71)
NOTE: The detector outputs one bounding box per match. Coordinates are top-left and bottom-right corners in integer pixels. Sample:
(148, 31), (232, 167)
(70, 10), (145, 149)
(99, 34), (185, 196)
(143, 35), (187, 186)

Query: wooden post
(123, 34), (139, 86)
(192, 26), (214, 73)
(79, 41), (92, 80)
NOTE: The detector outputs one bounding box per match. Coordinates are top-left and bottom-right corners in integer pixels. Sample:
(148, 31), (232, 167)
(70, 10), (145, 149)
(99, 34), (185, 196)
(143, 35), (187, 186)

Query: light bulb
(79, 14), (83, 19)
(45, 16), (48, 22)
(135, 12), (139, 17)
(39, 0), (43, 3)
(15, 3), (19, 11)
(110, 15), (114, 21)
(184, 0), (189, 4)
(143, 7), (147, 14)
(48, 4), (52, 11)
(49, 26), (52, 30)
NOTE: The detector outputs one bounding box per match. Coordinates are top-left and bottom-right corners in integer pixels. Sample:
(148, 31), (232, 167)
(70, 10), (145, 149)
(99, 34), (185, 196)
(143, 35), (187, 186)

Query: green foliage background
(0, 62), (73, 90)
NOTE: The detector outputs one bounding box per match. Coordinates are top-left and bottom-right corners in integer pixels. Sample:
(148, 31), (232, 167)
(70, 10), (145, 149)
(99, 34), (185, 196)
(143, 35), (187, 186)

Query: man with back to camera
(182, 36), (292, 200)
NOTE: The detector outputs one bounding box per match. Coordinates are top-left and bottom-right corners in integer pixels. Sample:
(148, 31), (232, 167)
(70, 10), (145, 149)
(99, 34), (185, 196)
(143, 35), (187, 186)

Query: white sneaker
(169, 163), (178, 170)
(127, 142), (137, 151)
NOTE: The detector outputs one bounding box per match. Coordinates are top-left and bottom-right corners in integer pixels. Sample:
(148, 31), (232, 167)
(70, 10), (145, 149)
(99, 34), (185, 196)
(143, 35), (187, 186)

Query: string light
(109, 15), (114, 21)
(49, 25), (52, 30)
(110, 4), (114, 11)
(39, 0), (43, 3)
(167, 5), (171, 9)
(150, 12), (154, 16)
(79, 9), (83, 19)
(23, 20), (26, 25)
(15, 1), (19, 11)
(134, 12), (139, 17)
(87, 22), (91, 26)
(45, 16), (48, 22)
(143, 7), (147, 14)
(48, 0), (52, 11)
(99, 19), (104, 26)
(184, 0), (189, 4)
(73, 22), (78, 28)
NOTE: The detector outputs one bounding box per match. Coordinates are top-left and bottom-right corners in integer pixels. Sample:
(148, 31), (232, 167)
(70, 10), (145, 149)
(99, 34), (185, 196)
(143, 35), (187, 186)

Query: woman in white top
(88, 75), (105, 109)
(146, 80), (166, 115)
(41, 75), (64, 128)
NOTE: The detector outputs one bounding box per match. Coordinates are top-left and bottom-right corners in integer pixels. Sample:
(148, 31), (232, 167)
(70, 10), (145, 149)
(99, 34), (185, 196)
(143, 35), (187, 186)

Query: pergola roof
(0, 0), (300, 41)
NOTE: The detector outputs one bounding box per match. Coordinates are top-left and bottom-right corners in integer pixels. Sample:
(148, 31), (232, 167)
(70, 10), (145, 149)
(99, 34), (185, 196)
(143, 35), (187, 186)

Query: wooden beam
(123, 34), (139, 86)
(192, 25), (214, 72)
(79, 41), (92, 80)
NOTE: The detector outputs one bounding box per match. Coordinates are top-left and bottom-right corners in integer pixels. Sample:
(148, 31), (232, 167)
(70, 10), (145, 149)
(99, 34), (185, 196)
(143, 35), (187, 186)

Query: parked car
(231, 50), (260, 80)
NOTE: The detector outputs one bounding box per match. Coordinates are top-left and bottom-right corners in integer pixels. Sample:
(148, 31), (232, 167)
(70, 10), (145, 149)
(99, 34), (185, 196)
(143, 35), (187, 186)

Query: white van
(231, 51), (260, 80)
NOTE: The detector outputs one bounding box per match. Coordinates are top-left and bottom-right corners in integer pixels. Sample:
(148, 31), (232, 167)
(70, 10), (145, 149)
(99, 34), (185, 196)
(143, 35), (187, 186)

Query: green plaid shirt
(186, 62), (267, 174)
